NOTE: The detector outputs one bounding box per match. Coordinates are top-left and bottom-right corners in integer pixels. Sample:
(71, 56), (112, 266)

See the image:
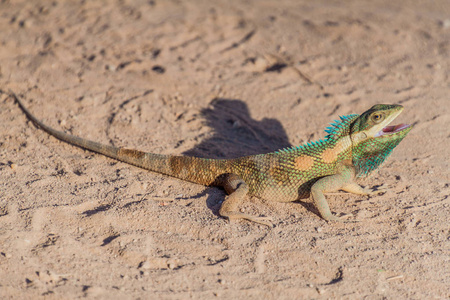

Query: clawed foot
(248, 216), (274, 227)
(368, 183), (390, 195)
(227, 213), (273, 227)
(324, 213), (360, 223)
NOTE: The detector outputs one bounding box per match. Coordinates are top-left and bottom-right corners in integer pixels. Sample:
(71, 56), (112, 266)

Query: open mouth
(375, 123), (411, 137)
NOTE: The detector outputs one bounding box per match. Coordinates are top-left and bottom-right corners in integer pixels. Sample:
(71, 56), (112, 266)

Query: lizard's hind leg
(219, 174), (273, 227)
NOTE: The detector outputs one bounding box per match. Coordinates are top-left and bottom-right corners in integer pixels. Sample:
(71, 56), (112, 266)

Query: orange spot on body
(321, 137), (351, 164)
(321, 148), (339, 164)
(294, 155), (314, 171)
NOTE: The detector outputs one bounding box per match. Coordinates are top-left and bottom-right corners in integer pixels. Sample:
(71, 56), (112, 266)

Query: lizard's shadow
(183, 98), (318, 219)
(182, 98), (291, 158)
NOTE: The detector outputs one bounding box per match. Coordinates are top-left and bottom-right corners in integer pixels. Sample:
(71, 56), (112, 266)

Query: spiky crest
(324, 114), (359, 140)
(275, 114), (358, 154)
(275, 138), (327, 154)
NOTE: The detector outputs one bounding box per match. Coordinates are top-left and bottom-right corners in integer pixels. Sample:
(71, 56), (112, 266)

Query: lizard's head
(350, 104), (411, 142)
(349, 104), (412, 176)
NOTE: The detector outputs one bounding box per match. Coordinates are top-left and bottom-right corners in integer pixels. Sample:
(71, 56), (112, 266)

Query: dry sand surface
(0, 0), (449, 299)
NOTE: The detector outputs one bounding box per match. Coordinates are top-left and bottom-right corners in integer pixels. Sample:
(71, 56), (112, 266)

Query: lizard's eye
(371, 113), (384, 123)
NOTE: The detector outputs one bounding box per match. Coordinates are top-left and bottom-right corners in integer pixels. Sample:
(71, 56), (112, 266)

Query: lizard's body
(10, 92), (412, 226)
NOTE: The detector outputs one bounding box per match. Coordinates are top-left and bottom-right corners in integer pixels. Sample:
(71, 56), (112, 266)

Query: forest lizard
(10, 92), (412, 226)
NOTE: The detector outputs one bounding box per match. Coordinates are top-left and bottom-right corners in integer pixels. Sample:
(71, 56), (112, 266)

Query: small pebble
(168, 262), (176, 269)
(106, 64), (117, 71)
(140, 261), (151, 269)
(442, 19), (450, 29)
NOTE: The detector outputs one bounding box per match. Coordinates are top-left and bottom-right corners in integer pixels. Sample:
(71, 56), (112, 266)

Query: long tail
(12, 93), (229, 186)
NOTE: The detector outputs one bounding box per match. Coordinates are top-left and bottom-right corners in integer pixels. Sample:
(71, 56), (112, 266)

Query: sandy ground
(0, 0), (449, 299)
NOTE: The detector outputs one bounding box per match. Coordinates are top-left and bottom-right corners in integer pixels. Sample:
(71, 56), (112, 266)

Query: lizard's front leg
(219, 174), (273, 227)
(310, 167), (355, 221)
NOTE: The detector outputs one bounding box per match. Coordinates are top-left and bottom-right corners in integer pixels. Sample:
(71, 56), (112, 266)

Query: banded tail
(12, 93), (229, 186)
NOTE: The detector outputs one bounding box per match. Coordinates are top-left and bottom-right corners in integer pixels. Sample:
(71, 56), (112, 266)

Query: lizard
(9, 92), (412, 226)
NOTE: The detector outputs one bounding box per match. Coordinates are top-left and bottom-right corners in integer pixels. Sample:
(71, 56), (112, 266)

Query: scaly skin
(10, 92), (412, 226)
